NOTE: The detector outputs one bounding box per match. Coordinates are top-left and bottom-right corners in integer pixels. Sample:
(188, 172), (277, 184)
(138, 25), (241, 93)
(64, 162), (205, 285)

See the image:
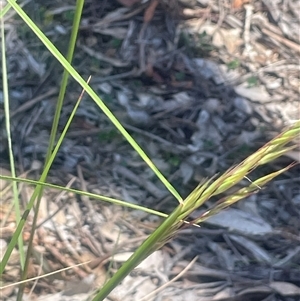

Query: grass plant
(1, 1), (299, 301)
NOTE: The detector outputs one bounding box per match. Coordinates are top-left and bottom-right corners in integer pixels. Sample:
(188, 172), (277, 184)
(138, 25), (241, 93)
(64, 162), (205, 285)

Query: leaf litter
(0, 0), (300, 300)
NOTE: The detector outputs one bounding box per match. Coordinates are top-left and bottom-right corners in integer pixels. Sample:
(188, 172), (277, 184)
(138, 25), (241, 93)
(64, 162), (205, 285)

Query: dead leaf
(229, 235), (273, 263)
(200, 208), (273, 235)
(284, 150), (300, 162)
(179, 161), (194, 185)
(240, 281), (300, 296)
(117, 0), (141, 7)
(234, 83), (271, 102)
(232, 0), (249, 9)
(212, 28), (243, 53)
(144, 0), (159, 23)
(0, 284), (14, 299)
(269, 281), (300, 296)
(234, 129), (261, 145)
(170, 80), (193, 88)
(63, 275), (95, 296)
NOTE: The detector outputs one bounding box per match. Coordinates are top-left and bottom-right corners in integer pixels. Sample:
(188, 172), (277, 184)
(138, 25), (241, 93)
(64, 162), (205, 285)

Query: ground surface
(0, 0), (300, 300)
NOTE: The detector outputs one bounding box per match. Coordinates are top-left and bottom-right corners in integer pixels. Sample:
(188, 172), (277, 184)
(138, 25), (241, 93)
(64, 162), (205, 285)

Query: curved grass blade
(7, 0), (182, 203)
(0, 174), (169, 219)
(16, 2), (85, 300)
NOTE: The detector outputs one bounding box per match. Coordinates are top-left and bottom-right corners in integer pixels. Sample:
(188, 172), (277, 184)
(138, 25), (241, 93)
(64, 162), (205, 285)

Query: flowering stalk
(93, 121), (299, 301)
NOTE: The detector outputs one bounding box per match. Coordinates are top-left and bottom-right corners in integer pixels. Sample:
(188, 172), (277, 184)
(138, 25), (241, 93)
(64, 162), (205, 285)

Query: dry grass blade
(0, 261), (92, 291)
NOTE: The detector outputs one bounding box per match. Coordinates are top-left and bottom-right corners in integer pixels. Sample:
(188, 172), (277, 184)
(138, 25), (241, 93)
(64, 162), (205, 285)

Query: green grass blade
(0, 174), (169, 219)
(1, 4), (25, 269)
(92, 204), (184, 301)
(0, 0), (15, 19)
(7, 0), (182, 203)
(0, 91), (82, 275)
(46, 0), (84, 158)
(92, 120), (299, 300)
(17, 2), (86, 299)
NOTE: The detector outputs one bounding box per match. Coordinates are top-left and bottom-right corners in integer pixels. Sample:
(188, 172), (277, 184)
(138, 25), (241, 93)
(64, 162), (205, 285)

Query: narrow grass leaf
(0, 88), (83, 275)
(1, 5), (25, 269)
(7, 0), (182, 203)
(92, 204), (184, 301)
(0, 174), (169, 219)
